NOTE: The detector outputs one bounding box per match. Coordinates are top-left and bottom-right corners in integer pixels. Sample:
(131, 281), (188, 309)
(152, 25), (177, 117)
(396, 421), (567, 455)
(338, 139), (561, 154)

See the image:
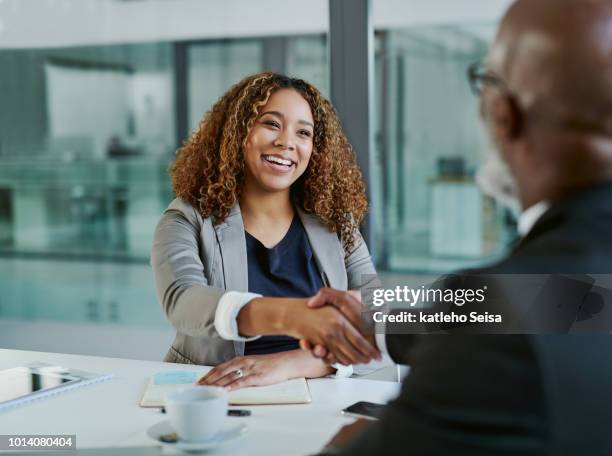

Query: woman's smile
(261, 154), (296, 173)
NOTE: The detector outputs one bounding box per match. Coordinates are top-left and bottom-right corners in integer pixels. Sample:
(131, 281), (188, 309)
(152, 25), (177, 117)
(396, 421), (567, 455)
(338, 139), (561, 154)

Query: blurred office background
(0, 0), (514, 360)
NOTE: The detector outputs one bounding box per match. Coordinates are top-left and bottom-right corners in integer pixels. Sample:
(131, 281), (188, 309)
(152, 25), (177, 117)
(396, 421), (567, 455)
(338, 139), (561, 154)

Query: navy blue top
(244, 216), (324, 356)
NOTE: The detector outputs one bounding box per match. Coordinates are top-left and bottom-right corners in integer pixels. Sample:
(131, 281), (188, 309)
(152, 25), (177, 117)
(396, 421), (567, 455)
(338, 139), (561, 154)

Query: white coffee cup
(165, 386), (228, 442)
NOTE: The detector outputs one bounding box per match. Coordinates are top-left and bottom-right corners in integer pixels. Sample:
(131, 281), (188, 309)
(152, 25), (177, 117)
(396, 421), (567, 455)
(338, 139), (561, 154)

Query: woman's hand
(197, 350), (334, 390)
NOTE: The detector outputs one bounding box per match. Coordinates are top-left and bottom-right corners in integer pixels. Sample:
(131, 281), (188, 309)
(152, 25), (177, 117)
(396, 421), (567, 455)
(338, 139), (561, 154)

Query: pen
(227, 409), (251, 417)
(160, 406), (251, 416)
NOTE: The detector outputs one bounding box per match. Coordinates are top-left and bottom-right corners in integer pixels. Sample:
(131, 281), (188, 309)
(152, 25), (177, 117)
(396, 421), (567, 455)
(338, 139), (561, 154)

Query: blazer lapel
(297, 208), (347, 290)
(214, 203), (249, 292)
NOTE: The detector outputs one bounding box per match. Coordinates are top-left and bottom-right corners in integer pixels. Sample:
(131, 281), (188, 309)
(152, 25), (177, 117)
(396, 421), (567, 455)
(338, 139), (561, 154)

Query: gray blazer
(151, 198), (377, 366)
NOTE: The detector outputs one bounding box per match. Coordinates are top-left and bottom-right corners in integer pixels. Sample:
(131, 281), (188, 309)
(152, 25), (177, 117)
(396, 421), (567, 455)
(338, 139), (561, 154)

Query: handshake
(288, 288), (381, 366)
(238, 288), (382, 365)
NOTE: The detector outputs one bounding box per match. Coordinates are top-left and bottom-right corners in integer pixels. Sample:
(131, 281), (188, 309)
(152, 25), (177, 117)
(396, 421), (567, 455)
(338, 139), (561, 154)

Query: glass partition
(292, 35), (329, 98)
(373, 23), (517, 273)
(187, 35), (327, 131)
(188, 40), (263, 132)
(0, 42), (175, 261)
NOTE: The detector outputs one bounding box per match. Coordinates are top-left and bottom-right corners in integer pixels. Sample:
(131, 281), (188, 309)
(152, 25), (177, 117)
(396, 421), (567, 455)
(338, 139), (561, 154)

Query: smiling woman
(242, 89), (314, 197)
(151, 72), (380, 391)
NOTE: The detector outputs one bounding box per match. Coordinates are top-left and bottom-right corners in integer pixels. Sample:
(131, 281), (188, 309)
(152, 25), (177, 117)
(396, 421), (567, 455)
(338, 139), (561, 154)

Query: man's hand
(288, 299), (379, 365)
(300, 288), (380, 364)
(324, 419), (370, 452)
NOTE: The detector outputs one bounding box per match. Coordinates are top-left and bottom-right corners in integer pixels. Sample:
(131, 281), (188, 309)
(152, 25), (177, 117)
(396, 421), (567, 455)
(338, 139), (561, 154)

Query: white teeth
(264, 155), (293, 166)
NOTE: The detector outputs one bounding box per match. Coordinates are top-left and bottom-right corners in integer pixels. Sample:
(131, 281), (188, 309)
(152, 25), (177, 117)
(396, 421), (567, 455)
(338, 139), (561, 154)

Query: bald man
(317, 0), (612, 454)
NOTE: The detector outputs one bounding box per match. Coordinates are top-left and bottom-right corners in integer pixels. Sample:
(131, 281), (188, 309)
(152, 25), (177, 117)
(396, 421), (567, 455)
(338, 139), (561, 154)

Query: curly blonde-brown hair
(170, 72), (367, 250)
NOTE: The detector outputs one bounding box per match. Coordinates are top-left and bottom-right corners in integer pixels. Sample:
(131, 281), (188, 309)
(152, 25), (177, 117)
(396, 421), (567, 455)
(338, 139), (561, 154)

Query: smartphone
(341, 401), (385, 420)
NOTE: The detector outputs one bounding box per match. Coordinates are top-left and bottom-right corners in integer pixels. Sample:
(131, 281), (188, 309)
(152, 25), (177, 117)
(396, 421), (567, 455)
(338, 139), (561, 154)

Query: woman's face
(243, 88), (314, 193)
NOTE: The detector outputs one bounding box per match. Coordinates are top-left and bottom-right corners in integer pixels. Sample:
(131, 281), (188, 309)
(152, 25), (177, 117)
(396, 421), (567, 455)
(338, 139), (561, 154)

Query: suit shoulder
(165, 198), (205, 224)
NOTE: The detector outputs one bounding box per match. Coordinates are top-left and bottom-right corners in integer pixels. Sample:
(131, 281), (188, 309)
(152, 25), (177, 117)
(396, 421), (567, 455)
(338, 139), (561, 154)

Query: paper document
(140, 371), (311, 407)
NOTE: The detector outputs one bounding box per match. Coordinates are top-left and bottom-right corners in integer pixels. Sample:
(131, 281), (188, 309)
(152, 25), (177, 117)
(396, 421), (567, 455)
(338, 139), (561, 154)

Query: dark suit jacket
(339, 183), (612, 456)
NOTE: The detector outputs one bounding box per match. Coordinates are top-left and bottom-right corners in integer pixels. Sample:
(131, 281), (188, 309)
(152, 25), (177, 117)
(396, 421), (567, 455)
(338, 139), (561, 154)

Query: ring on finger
(234, 368), (244, 379)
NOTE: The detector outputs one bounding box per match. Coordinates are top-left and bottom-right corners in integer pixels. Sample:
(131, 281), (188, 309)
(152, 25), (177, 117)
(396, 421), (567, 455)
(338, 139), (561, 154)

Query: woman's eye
(299, 130), (313, 138)
(263, 120), (280, 128)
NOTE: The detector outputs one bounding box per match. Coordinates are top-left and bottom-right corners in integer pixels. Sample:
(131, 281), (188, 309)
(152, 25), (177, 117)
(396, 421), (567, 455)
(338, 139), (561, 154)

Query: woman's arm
(151, 200), (226, 338)
(198, 349), (335, 390)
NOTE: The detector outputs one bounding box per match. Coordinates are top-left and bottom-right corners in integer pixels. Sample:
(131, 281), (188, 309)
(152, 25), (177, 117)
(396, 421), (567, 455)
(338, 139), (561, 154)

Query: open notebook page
(140, 371), (311, 407)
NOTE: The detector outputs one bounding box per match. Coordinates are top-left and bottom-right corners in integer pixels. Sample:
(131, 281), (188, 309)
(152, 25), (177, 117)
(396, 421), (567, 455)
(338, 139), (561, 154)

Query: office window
(0, 42), (175, 328)
(373, 23), (516, 273)
(0, 43), (175, 260)
(292, 35), (329, 98)
(187, 40), (263, 132)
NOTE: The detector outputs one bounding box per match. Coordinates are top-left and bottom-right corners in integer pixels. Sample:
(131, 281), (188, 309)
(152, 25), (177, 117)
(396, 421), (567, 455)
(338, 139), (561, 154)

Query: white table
(0, 349), (400, 455)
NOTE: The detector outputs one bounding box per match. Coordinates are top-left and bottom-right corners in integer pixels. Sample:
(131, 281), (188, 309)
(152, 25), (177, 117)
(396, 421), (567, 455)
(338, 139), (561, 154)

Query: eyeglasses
(467, 62), (509, 96)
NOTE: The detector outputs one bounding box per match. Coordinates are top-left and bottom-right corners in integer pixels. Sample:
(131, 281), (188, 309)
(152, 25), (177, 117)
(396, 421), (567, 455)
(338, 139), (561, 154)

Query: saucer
(147, 420), (247, 452)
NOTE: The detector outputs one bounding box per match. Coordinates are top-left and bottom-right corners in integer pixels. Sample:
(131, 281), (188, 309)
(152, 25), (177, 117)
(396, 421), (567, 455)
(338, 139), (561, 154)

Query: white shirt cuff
(331, 363), (353, 378)
(214, 291), (263, 341)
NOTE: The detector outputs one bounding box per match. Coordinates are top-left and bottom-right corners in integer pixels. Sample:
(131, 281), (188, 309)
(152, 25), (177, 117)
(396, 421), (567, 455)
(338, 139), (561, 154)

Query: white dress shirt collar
(517, 201), (550, 237)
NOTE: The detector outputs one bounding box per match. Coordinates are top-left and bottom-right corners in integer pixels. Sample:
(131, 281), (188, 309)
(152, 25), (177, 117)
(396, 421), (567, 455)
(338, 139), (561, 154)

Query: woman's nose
(274, 130), (296, 150)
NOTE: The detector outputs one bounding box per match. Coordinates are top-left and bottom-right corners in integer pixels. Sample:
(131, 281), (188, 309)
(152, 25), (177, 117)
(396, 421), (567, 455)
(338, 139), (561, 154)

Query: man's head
(479, 0), (612, 209)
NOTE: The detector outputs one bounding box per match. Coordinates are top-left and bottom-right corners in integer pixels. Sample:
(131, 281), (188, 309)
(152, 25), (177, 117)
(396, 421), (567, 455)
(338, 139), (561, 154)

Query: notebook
(139, 370), (311, 407)
(0, 362), (113, 412)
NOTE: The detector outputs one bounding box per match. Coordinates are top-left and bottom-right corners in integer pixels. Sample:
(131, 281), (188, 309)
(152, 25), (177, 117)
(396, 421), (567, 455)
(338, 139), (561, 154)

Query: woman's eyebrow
(260, 110), (313, 128)
(260, 110), (283, 119)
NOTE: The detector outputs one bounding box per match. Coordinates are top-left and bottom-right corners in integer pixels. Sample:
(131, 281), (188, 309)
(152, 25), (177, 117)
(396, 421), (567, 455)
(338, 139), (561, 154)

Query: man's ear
(491, 94), (523, 142)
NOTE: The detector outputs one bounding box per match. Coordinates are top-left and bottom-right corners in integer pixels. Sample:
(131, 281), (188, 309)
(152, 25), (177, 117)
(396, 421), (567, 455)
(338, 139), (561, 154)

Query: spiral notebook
(0, 362), (113, 412)
(140, 370), (311, 407)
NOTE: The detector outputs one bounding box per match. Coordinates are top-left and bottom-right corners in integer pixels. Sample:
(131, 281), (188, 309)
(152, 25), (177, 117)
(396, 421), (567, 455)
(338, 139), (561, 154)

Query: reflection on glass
(187, 35), (327, 131)
(374, 24), (517, 273)
(292, 35), (329, 98)
(0, 42), (175, 260)
(188, 40), (263, 132)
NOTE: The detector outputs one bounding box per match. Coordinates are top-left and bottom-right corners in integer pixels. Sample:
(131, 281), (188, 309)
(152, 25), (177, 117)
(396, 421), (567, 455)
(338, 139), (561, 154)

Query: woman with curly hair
(152, 72), (380, 390)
